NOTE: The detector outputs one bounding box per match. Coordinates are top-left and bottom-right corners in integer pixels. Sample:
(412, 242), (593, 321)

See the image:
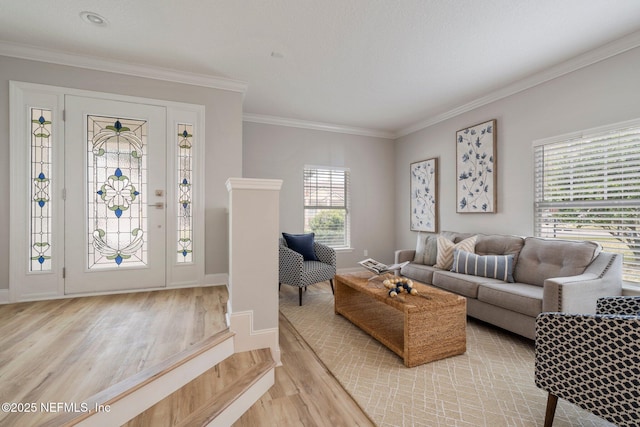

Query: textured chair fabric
(535, 296), (640, 427)
(279, 237), (336, 305)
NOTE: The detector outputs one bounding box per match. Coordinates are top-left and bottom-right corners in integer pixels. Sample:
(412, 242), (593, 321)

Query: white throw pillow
(434, 235), (477, 270)
(413, 233), (438, 265)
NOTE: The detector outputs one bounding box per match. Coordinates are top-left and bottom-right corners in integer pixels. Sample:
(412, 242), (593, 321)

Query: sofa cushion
(441, 231), (476, 243)
(413, 233), (438, 265)
(401, 263), (438, 284)
(475, 234), (525, 264)
(432, 270), (503, 299)
(451, 249), (515, 283)
(477, 282), (543, 318)
(514, 237), (601, 286)
(282, 232), (318, 261)
(435, 235), (477, 270)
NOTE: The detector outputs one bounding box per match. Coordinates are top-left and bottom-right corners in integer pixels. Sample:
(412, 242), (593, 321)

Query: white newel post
(226, 178), (283, 365)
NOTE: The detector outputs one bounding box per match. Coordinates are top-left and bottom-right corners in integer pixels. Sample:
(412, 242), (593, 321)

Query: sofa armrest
(279, 245), (304, 285)
(395, 249), (415, 264)
(542, 252), (623, 313)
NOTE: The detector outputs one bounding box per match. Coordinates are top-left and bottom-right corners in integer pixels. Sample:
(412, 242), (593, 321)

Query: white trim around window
(303, 165), (351, 249)
(533, 118), (640, 286)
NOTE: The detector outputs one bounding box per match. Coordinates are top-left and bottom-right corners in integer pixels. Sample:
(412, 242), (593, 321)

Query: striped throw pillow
(434, 235), (477, 270)
(451, 249), (515, 283)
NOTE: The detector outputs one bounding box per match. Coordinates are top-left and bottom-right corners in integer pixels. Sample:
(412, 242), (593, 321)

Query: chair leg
(299, 287), (303, 306)
(330, 278), (334, 294)
(544, 393), (558, 427)
(279, 282), (281, 291)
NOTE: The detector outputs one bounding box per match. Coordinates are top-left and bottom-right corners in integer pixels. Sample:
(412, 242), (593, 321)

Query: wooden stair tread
(41, 329), (235, 427)
(176, 359), (276, 426)
(0, 287), (230, 427)
(124, 348), (276, 427)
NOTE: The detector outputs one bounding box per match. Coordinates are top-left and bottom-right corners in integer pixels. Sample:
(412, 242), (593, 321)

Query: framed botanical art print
(456, 119), (497, 213)
(410, 157), (438, 232)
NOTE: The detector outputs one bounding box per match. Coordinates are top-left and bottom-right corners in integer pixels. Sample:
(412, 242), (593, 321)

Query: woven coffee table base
(334, 272), (467, 367)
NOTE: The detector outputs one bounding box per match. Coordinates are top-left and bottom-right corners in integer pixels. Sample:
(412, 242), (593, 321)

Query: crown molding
(397, 30), (640, 138)
(0, 41), (248, 94)
(243, 113), (396, 139)
(4, 26), (639, 141)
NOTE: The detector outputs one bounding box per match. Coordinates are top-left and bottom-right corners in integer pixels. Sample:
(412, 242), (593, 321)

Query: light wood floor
(0, 287), (229, 427)
(0, 283), (372, 426)
(234, 284), (375, 427)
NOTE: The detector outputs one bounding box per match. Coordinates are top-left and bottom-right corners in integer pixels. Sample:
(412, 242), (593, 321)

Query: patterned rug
(278, 282), (615, 427)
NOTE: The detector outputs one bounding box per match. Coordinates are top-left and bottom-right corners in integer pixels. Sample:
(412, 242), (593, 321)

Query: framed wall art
(456, 119), (496, 213)
(410, 157), (438, 232)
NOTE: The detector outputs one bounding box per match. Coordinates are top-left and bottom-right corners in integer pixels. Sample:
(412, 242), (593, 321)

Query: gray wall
(4, 44), (640, 289)
(394, 46), (640, 252)
(0, 55), (244, 290)
(243, 122), (397, 267)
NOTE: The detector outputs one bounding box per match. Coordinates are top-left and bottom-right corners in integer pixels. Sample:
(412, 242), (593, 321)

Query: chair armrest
(279, 245), (304, 285)
(597, 296), (640, 315)
(535, 312), (640, 426)
(395, 249), (415, 264)
(542, 252), (622, 313)
(313, 242), (336, 266)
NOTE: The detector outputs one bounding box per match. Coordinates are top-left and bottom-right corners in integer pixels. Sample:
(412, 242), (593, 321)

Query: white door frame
(64, 96), (167, 294)
(9, 81), (205, 302)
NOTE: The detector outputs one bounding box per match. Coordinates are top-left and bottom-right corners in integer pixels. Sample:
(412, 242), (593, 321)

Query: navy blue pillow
(282, 232), (318, 261)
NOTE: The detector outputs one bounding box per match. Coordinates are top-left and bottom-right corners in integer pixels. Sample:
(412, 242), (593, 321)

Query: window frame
(533, 118), (640, 286)
(303, 165), (351, 249)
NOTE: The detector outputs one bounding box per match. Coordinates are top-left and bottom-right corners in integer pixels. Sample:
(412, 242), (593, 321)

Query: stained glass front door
(64, 96), (166, 294)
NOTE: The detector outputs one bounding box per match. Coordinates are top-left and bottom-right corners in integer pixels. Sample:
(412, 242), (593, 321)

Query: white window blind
(533, 120), (640, 285)
(303, 167), (350, 248)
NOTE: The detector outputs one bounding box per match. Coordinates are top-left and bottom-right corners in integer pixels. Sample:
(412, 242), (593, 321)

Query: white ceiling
(2, 0), (640, 137)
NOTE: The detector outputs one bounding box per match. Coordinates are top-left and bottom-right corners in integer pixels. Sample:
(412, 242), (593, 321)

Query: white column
(226, 178), (283, 364)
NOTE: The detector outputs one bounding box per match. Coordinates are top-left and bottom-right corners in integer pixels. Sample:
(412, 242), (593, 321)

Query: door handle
(148, 202), (164, 209)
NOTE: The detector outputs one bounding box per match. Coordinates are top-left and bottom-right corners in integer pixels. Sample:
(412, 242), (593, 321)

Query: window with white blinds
(533, 120), (640, 285)
(303, 166), (350, 248)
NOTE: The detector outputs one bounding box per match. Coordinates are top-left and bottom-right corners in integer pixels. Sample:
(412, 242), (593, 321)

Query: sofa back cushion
(441, 231), (475, 243)
(475, 234), (525, 265)
(514, 237), (601, 286)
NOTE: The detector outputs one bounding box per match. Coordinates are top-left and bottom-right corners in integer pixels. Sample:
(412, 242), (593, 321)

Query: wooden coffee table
(334, 272), (467, 367)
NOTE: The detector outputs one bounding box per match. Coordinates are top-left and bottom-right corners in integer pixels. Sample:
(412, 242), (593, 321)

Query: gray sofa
(395, 231), (623, 339)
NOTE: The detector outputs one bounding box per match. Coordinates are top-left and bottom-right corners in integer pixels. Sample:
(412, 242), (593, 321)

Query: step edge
(176, 356), (277, 427)
(41, 329), (235, 427)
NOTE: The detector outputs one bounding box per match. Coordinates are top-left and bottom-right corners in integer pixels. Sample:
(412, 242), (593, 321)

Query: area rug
(279, 283), (615, 427)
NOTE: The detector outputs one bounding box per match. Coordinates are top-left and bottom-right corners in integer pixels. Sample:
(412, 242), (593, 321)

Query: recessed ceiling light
(80, 11), (108, 26)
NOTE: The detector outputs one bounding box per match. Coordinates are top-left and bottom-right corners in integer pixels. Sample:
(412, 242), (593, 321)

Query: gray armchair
(535, 296), (640, 427)
(279, 237), (336, 305)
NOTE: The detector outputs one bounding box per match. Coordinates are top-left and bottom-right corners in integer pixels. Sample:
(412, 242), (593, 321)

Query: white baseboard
(6, 277), (229, 304)
(230, 311), (281, 366)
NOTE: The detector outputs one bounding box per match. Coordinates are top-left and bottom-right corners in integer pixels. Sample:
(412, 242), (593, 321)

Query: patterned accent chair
(535, 296), (640, 427)
(279, 237), (336, 306)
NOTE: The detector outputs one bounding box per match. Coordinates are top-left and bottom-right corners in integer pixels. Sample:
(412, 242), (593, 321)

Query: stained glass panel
(87, 115), (148, 269)
(30, 108), (53, 272)
(177, 124), (193, 263)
